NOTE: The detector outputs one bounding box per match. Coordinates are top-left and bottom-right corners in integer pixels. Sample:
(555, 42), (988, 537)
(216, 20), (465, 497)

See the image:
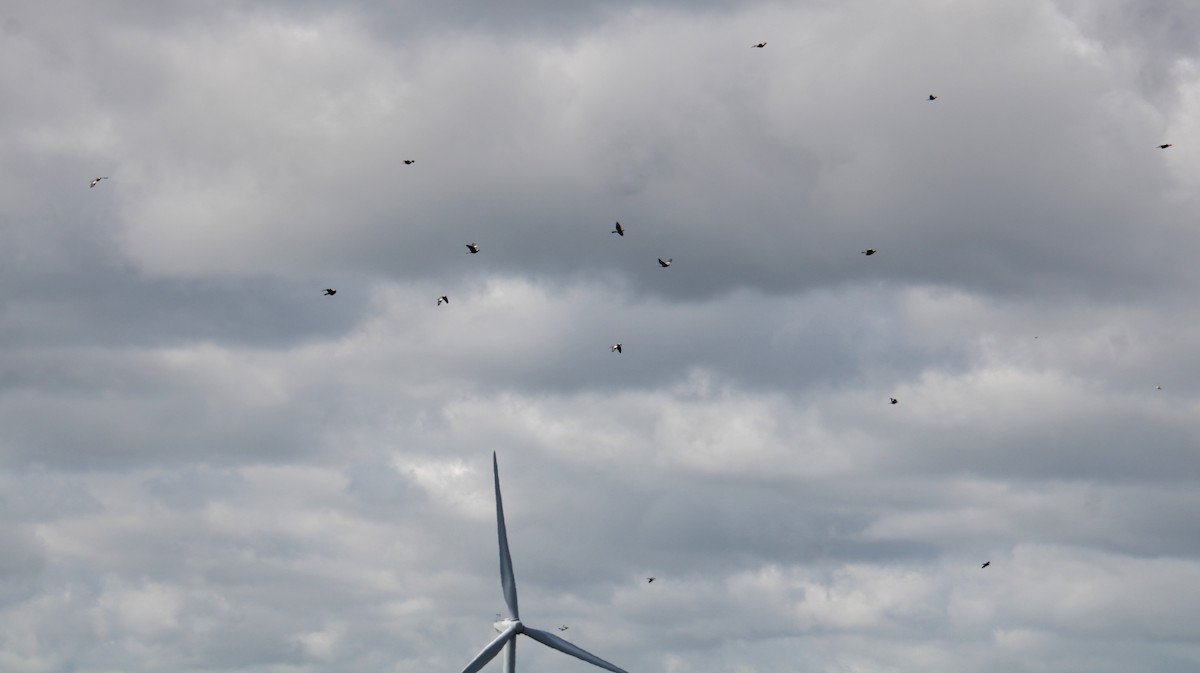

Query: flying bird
(611, 344), (622, 353)
(438, 295), (449, 306)
(558, 626), (569, 632)
(889, 397), (898, 405)
(862, 249), (877, 256)
(928, 94), (938, 101)
(1159, 144), (1172, 149)
(657, 258), (672, 268)
(612, 222), (624, 236)
(466, 243), (480, 254)
(403, 160), (416, 164)
(646, 578), (655, 583)
(752, 42), (767, 48)
(324, 288), (337, 296)
(89, 176), (108, 188)
(981, 561), (990, 569)
(1156, 385), (1162, 390)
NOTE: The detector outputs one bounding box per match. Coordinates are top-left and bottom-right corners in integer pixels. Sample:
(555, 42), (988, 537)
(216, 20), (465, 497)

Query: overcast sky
(2, 1), (1200, 672)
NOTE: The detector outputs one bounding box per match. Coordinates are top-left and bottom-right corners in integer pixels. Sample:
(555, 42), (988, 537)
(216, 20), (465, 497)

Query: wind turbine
(460, 453), (630, 673)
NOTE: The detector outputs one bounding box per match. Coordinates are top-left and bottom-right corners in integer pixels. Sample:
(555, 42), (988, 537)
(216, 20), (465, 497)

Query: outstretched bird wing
(523, 627), (629, 673)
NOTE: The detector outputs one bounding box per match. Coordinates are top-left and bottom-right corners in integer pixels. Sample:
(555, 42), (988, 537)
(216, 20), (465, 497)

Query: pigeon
(658, 258), (672, 268)
(466, 243), (480, 254)
(646, 577), (656, 583)
(1156, 385), (1162, 390)
(889, 397), (898, 405)
(1159, 144), (1173, 149)
(928, 94), (938, 101)
(611, 344), (622, 353)
(437, 295), (449, 306)
(403, 160), (415, 164)
(558, 626), (569, 632)
(612, 222), (625, 236)
(324, 288), (337, 296)
(981, 561), (990, 569)
(752, 42), (767, 48)
(862, 249), (877, 256)
(89, 176), (108, 188)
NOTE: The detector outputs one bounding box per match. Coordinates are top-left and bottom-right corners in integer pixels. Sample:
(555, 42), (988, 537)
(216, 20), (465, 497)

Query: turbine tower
(460, 453), (630, 673)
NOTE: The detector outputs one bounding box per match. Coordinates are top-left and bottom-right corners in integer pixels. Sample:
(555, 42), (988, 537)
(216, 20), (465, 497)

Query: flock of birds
(82, 41), (1186, 602)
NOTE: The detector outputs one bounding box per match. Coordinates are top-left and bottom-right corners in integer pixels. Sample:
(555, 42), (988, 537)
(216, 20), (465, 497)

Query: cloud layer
(1, 1), (1199, 671)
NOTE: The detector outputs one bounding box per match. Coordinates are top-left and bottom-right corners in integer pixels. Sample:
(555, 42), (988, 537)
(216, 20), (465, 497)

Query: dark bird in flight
(1156, 385), (1162, 390)
(611, 344), (622, 353)
(1159, 144), (1172, 149)
(466, 243), (480, 254)
(928, 94), (938, 101)
(889, 397), (898, 405)
(981, 561), (990, 569)
(89, 176), (108, 188)
(324, 288), (337, 296)
(403, 160), (415, 164)
(658, 258), (672, 268)
(612, 222), (624, 236)
(752, 42), (767, 48)
(862, 249), (877, 256)
(646, 577), (655, 583)
(437, 295), (449, 306)
(558, 626), (569, 632)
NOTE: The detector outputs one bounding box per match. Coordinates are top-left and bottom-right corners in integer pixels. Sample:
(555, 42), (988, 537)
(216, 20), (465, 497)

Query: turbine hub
(493, 618), (524, 634)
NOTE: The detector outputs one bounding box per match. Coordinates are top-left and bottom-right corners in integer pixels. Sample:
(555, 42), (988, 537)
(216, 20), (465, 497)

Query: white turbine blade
(493, 452), (520, 619)
(462, 626), (519, 673)
(523, 627), (629, 673)
(502, 636), (516, 673)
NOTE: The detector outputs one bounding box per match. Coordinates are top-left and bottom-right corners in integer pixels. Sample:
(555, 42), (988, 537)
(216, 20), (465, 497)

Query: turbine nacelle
(493, 618), (523, 634)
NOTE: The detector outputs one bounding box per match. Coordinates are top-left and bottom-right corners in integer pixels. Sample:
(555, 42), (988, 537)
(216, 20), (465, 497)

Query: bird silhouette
(437, 295), (449, 306)
(558, 626), (569, 632)
(403, 160), (415, 164)
(89, 176), (108, 188)
(612, 222), (625, 236)
(1159, 144), (1173, 149)
(324, 288), (337, 296)
(981, 561), (990, 569)
(752, 42), (767, 48)
(862, 249), (877, 256)
(466, 243), (480, 254)
(646, 577), (655, 583)
(611, 344), (622, 353)
(658, 258), (672, 268)
(889, 398), (898, 405)
(928, 94), (938, 101)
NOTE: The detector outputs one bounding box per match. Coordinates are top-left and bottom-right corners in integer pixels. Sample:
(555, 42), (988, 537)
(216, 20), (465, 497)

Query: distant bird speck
(437, 295), (449, 306)
(981, 561), (990, 569)
(403, 160), (415, 164)
(646, 577), (655, 583)
(862, 249), (877, 256)
(612, 222), (625, 236)
(928, 94), (938, 101)
(1159, 144), (1172, 149)
(611, 344), (622, 353)
(658, 258), (672, 268)
(89, 176), (108, 188)
(324, 288), (337, 296)
(753, 42), (767, 48)
(889, 397), (898, 405)
(1156, 385), (1162, 390)
(558, 626), (569, 632)
(466, 243), (480, 254)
